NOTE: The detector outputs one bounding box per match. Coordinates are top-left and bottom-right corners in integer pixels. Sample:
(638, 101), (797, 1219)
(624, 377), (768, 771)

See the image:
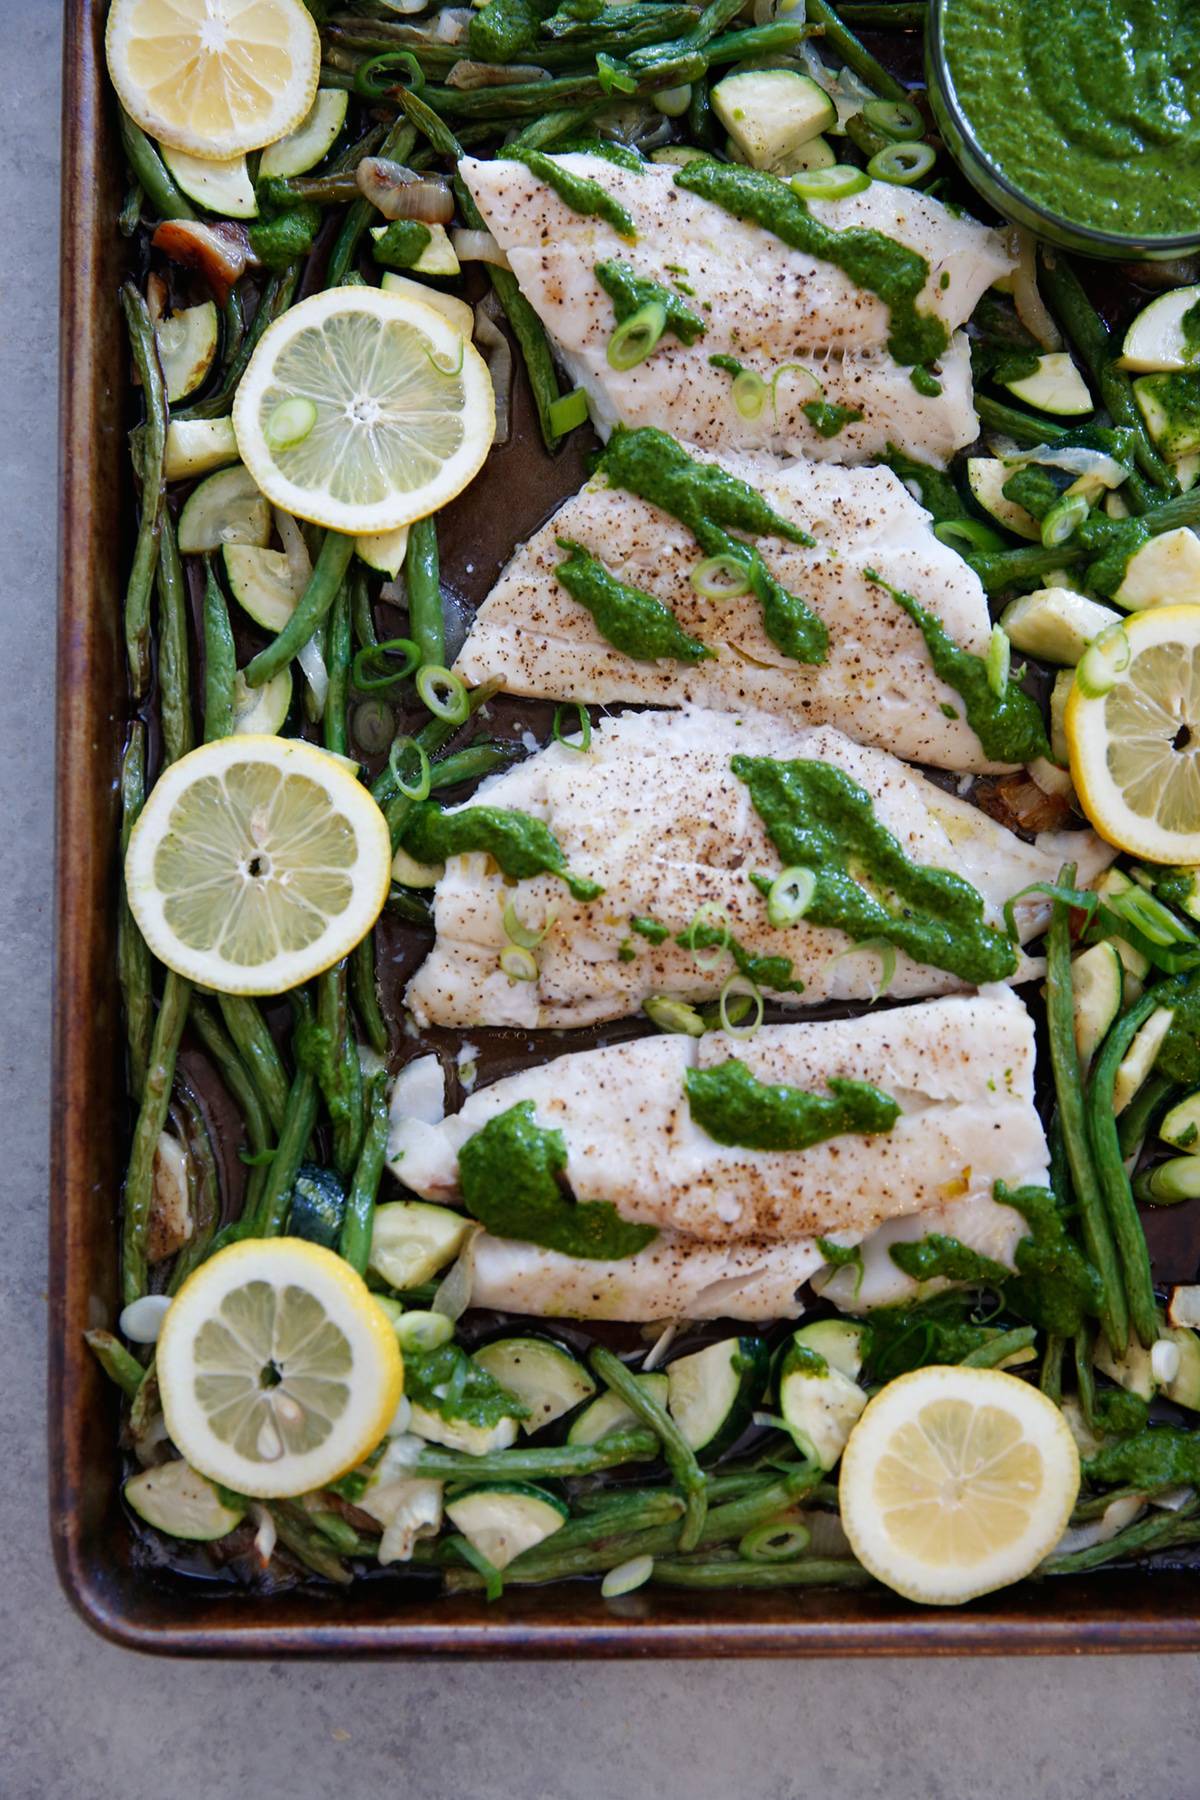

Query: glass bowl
(924, 0), (1200, 260)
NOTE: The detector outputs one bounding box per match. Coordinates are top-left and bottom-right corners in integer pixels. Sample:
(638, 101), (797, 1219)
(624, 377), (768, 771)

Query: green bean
(118, 111), (196, 220)
(974, 393), (1071, 446)
(260, 171), (362, 209)
(844, 111), (888, 160)
(120, 282), (168, 698)
(382, 741), (517, 847)
(406, 515), (445, 668)
(370, 679), (504, 809)
(1087, 990), (1160, 1348)
(1041, 1503), (1198, 1576)
(839, 1), (926, 22)
(804, 0), (907, 100)
(270, 1502), (353, 1584)
(490, 267), (565, 450)
(252, 1055), (320, 1237)
(415, 1428), (661, 1481)
(339, 1070), (390, 1274)
(177, 266), (301, 421)
(217, 995), (290, 1136)
(118, 726), (153, 1096)
(350, 567), (378, 650)
(325, 118), (418, 287)
(118, 181), (144, 237)
(1046, 871), (1127, 1350)
(701, 20), (812, 69)
(590, 1346), (707, 1550)
(551, 1492), (687, 1546)
(317, 961), (365, 1177)
(350, 934), (389, 1056)
(167, 1085), (221, 1293)
(505, 106), (607, 154)
(687, 74), (717, 146)
(1074, 1322), (1099, 1432)
(961, 1326), (1038, 1368)
(156, 511), (194, 767)
(244, 530), (357, 688)
(202, 556), (237, 741)
(324, 580), (352, 757)
(1041, 1333), (1065, 1404)
(189, 996), (273, 1232)
(84, 1329), (146, 1400)
(330, 118), (390, 176)
(123, 971), (192, 1305)
(627, 0), (740, 65)
(220, 286), (246, 380)
(1039, 255), (1175, 497)
(651, 1556), (870, 1589)
(1117, 1069), (1177, 1158)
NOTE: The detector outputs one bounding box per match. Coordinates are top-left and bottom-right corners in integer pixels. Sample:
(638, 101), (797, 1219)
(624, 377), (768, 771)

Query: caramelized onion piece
(355, 157), (454, 223)
(445, 59), (550, 88)
(974, 769), (1074, 837)
(451, 228), (510, 268)
(151, 219), (252, 305)
(474, 296), (512, 444)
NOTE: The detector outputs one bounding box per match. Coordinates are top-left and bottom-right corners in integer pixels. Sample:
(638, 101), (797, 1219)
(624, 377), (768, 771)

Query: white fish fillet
(405, 708), (1114, 1030)
(453, 453), (1012, 770)
(389, 990), (1049, 1245)
(460, 154), (1013, 463)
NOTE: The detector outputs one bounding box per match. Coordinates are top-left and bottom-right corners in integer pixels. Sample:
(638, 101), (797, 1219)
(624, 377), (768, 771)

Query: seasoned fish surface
(406, 709), (1112, 1031)
(454, 454), (1007, 769)
(460, 154), (1012, 463)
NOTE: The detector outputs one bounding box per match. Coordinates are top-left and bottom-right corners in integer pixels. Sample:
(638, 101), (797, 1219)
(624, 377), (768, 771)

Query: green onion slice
(499, 944), (538, 982)
(548, 387), (590, 436)
(1076, 622), (1130, 698)
(607, 300), (667, 371)
(790, 164), (871, 200)
(644, 995), (706, 1036)
(738, 1515), (811, 1562)
(770, 362), (824, 408)
(552, 700), (592, 753)
(767, 866), (816, 927)
(352, 637), (420, 693)
(824, 935), (897, 1001)
(719, 973), (763, 1038)
(731, 368), (767, 420)
(355, 50), (424, 101)
(690, 554), (752, 601)
(933, 518), (1006, 555)
(684, 900), (731, 971)
(503, 897), (558, 949)
(393, 1310), (454, 1352)
(416, 664), (470, 723)
(985, 624), (1011, 699)
(867, 141), (936, 186)
(600, 1554), (655, 1597)
(862, 97), (925, 141)
(1040, 492), (1090, 548)
(265, 396), (317, 451)
(388, 734), (432, 801)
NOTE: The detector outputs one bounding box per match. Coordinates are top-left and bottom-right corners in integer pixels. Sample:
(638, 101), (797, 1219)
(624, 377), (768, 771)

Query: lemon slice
(1066, 604), (1200, 862)
(157, 1239), (403, 1499)
(106, 0), (320, 161)
(839, 1366), (1080, 1605)
(125, 734), (391, 995)
(232, 287), (495, 534)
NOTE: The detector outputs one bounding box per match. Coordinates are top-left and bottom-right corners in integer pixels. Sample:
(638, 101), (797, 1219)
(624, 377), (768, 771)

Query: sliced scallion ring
(352, 637), (420, 693)
(932, 518), (1006, 555)
(738, 1515), (811, 1562)
(607, 300), (668, 371)
(387, 734), (431, 801)
(789, 164), (871, 201)
(264, 396), (317, 451)
(415, 664), (470, 723)
(548, 388), (590, 436)
(552, 700), (592, 753)
(719, 973), (763, 1037)
(690, 554), (752, 601)
(862, 97), (925, 141)
(824, 936), (897, 1001)
(643, 995), (705, 1036)
(731, 369), (767, 420)
(985, 624), (1011, 699)
(601, 1553), (654, 1597)
(867, 140), (935, 186)
(684, 900), (731, 971)
(767, 866), (816, 927)
(499, 944), (538, 982)
(770, 362), (823, 408)
(1040, 491), (1090, 548)
(503, 897), (557, 949)
(1076, 622), (1131, 698)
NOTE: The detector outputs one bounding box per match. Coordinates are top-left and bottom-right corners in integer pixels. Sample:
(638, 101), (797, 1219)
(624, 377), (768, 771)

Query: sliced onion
(800, 40), (875, 134)
(452, 228), (510, 269)
(1001, 444), (1128, 489)
(447, 60), (549, 88)
(1006, 228), (1062, 351)
(432, 1224), (480, 1322)
(434, 6), (473, 40)
(297, 634), (329, 720)
(151, 219), (250, 305)
(474, 297), (512, 444)
(250, 1503), (277, 1569)
(272, 507), (312, 585)
(356, 158), (454, 223)
(381, 0), (433, 13)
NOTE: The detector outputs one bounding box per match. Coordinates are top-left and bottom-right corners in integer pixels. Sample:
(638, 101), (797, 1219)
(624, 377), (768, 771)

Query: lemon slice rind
(106, 0), (321, 162)
(839, 1365), (1080, 1606)
(1066, 603), (1200, 863)
(232, 287), (495, 535)
(125, 734), (391, 996)
(157, 1239), (403, 1499)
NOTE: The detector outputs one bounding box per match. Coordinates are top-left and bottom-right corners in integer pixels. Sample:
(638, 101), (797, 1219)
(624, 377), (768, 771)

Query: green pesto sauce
(889, 1235), (1009, 1285)
(802, 399), (864, 439)
(1152, 969), (1200, 1084)
(555, 539), (712, 663)
(248, 203), (321, 269)
(370, 218), (433, 271)
(883, 445), (969, 523)
(684, 1055), (899, 1151)
(868, 569), (1050, 763)
(404, 1342), (530, 1427)
(909, 366), (943, 398)
(617, 939), (636, 962)
(598, 426), (828, 663)
(941, 0), (1200, 238)
(1085, 1426), (1200, 1492)
(596, 258), (706, 344)
(995, 1179), (1101, 1336)
(677, 921), (805, 994)
(1184, 300), (1200, 359)
(401, 800), (603, 902)
(816, 1236), (863, 1273)
(781, 1342), (829, 1380)
(555, 136), (644, 172)
(734, 754), (1018, 984)
(515, 149), (636, 240)
(457, 1100), (657, 1260)
(674, 160), (950, 369)
(708, 352), (748, 378)
(861, 1293), (994, 1383)
(631, 913), (670, 943)
(1001, 464), (1063, 519)
(1127, 370), (1200, 457)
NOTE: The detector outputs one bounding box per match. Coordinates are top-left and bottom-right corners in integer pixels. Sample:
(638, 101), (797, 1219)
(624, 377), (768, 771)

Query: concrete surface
(4, 8), (1200, 1798)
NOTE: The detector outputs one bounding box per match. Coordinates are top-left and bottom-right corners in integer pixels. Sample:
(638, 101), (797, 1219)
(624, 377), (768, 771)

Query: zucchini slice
(777, 1335), (868, 1470)
(178, 465), (270, 555)
(287, 1162), (347, 1250)
(472, 1336), (596, 1434)
(788, 1318), (869, 1380)
(1133, 372), (1200, 458)
(409, 1408), (520, 1455)
(160, 145), (258, 218)
(445, 1482), (568, 1570)
(355, 521), (411, 579)
(1113, 1006), (1176, 1116)
(771, 134), (836, 177)
(155, 301), (219, 404)
(370, 222), (460, 277)
(1120, 286), (1200, 374)
(259, 90), (349, 180)
(998, 587), (1121, 665)
(1113, 526), (1200, 610)
(1095, 1331), (1156, 1400)
(163, 416), (239, 482)
(1162, 1089), (1200, 1151)
(711, 69), (835, 170)
(566, 1372), (669, 1445)
(965, 458), (1041, 540)
(1163, 1326), (1200, 1410)
(367, 1199), (471, 1290)
(666, 1335), (769, 1457)
(1071, 941), (1124, 1071)
(232, 666), (292, 735)
(124, 1461), (246, 1541)
(222, 543), (305, 631)
(1001, 352), (1092, 417)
